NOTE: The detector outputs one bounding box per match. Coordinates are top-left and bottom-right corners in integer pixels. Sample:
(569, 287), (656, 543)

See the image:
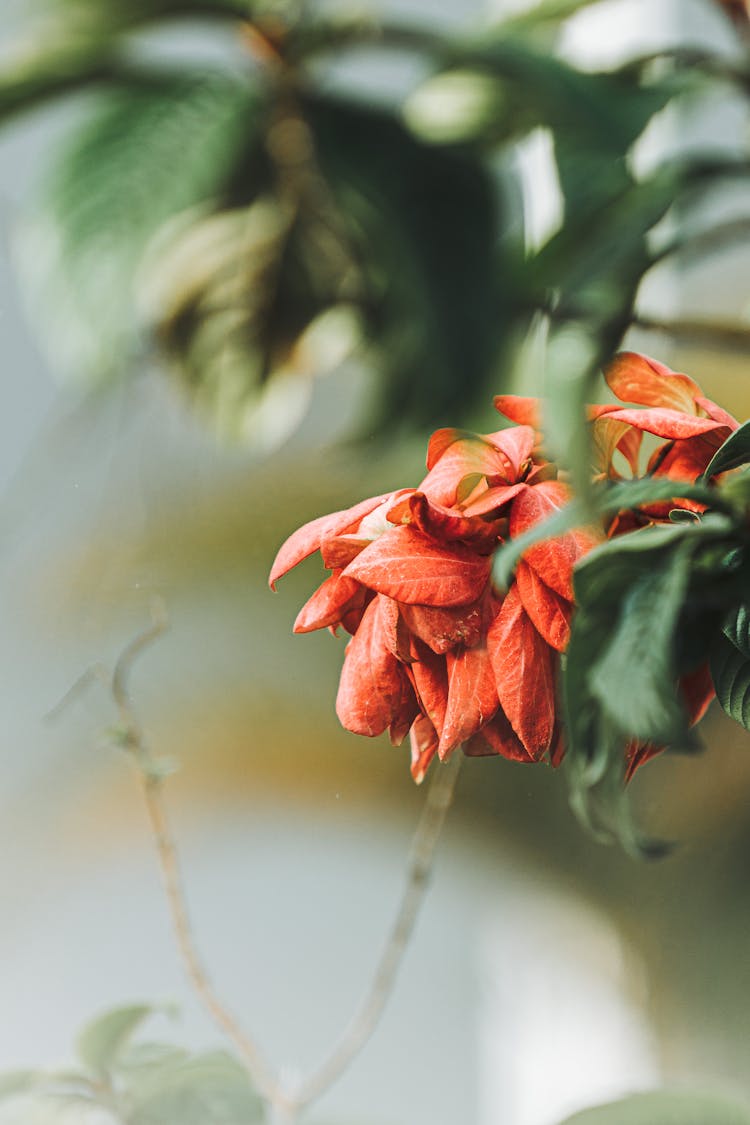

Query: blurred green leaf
(20, 71), (267, 385)
(0, 1070), (43, 1101)
(125, 1049), (263, 1125)
(307, 93), (510, 429)
(560, 1090), (750, 1124)
(76, 1004), (155, 1076)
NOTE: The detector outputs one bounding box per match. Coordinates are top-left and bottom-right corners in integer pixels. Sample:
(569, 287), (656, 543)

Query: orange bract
(271, 352), (738, 782)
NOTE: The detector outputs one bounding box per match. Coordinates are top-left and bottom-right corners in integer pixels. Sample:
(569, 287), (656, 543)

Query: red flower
(271, 423), (598, 782)
(271, 353), (737, 782)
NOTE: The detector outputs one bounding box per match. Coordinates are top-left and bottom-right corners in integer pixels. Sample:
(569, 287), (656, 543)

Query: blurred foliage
(0, 1005), (265, 1124)
(559, 1091), (750, 1124)
(2, 0), (749, 442)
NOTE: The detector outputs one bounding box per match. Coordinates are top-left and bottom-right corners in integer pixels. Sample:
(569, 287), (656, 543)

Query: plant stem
(56, 608), (461, 1122)
(109, 602), (285, 1109)
(285, 751), (462, 1114)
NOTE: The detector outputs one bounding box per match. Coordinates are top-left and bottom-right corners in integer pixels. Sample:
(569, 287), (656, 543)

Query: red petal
(695, 395), (739, 430)
(387, 491), (502, 544)
(464, 707), (532, 763)
(320, 536), (371, 569)
(483, 425), (536, 479)
(682, 663), (715, 726)
(269, 493), (392, 588)
(408, 647), (449, 736)
(515, 560), (572, 652)
(461, 481), (527, 517)
(426, 428), (483, 470)
(399, 597), (490, 654)
(418, 438), (514, 506)
(493, 395), (541, 427)
(604, 407), (727, 441)
(625, 740), (662, 781)
(379, 595), (414, 663)
(591, 416), (643, 477)
(604, 352), (703, 413)
(335, 599), (414, 737)
(294, 571), (365, 633)
(510, 480), (599, 601)
(487, 585), (556, 759)
(343, 526), (491, 607)
(439, 642), (499, 756)
(410, 715), (439, 784)
(648, 429), (728, 483)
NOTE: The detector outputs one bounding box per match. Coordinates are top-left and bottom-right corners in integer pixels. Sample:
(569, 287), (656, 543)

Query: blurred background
(1, 0), (750, 1122)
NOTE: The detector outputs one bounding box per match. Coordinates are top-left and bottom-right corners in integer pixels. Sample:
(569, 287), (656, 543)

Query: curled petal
(493, 395), (540, 428)
(483, 425), (536, 479)
(464, 707), (532, 763)
(269, 493), (393, 588)
(418, 438), (514, 506)
(648, 430), (729, 482)
(461, 482), (527, 517)
(320, 535), (371, 569)
(682, 662), (715, 726)
(399, 597), (490, 654)
(487, 584), (556, 760)
(515, 560), (572, 652)
(387, 491), (502, 544)
(379, 596), (414, 663)
(604, 352), (703, 413)
(695, 396), (739, 430)
(510, 480), (599, 601)
(426, 428), (483, 470)
(294, 571), (365, 634)
(343, 526), (491, 607)
(439, 642), (499, 757)
(408, 646), (449, 737)
(410, 715), (440, 784)
(603, 406), (728, 441)
(336, 598), (414, 737)
(591, 416), (643, 477)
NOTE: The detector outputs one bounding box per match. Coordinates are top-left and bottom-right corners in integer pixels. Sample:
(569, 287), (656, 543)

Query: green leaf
(306, 93), (510, 430)
(588, 545), (692, 743)
(0, 1070), (42, 1101)
(126, 1050), (263, 1125)
(560, 1090), (750, 1125)
(19, 71), (266, 386)
(76, 1005), (155, 1076)
(702, 420), (750, 480)
(711, 606), (750, 730)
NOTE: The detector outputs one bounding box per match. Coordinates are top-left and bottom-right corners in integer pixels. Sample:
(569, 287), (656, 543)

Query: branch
(287, 751), (462, 1113)
(631, 313), (750, 352)
(50, 608), (461, 1122)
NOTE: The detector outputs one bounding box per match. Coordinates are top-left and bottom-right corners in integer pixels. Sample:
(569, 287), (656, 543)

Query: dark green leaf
(306, 93), (511, 430)
(77, 1005), (155, 1076)
(560, 1090), (750, 1125)
(702, 420), (750, 479)
(711, 606), (750, 730)
(588, 546), (692, 743)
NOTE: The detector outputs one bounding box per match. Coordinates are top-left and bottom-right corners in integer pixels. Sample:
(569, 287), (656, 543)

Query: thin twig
(106, 602), (285, 1108)
(631, 313), (750, 352)
(50, 609), (461, 1122)
(286, 751), (463, 1114)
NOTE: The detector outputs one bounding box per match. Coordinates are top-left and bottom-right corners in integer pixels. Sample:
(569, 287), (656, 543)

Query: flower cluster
(270, 352), (738, 782)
